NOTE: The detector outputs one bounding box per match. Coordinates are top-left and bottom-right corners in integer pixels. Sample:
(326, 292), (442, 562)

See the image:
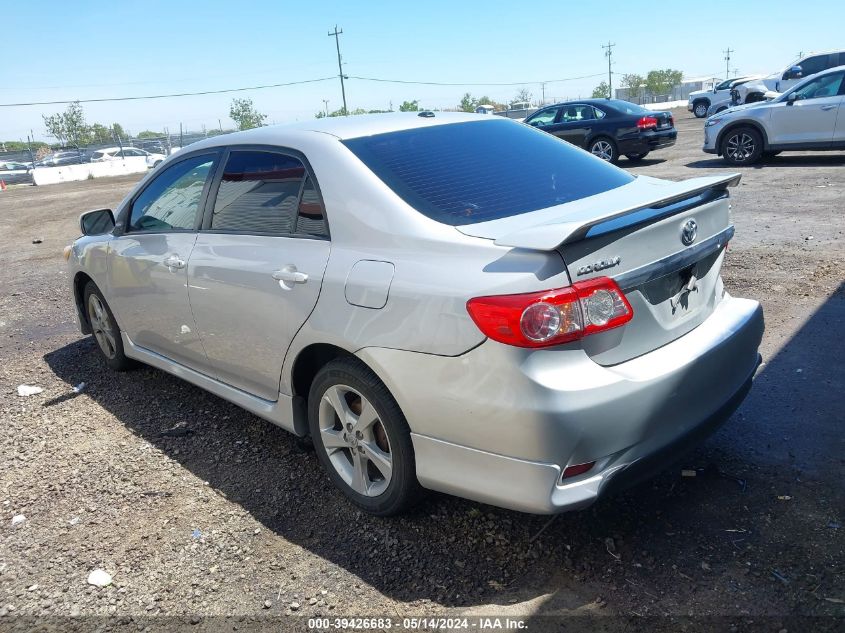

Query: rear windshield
(606, 100), (652, 115)
(342, 119), (634, 226)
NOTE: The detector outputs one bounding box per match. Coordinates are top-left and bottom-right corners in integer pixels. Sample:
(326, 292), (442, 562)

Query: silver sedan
(67, 113), (764, 515)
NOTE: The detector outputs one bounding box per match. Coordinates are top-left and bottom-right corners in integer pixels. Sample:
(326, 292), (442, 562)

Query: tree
(620, 73), (645, 103)
(229, 98), (267, 130)
(591, 81), (610, 99)
(42, 101), (89, 146)
(459, 93), (477, 112)
(398, 100), (420, 112)
(513, 88), (532, 105)
(89, 124), (113, 144)
(43, 113), (66, 146)
(137, 130), (162, 139)
(112, 123), (128, 140)
(645, 69), (684, 98)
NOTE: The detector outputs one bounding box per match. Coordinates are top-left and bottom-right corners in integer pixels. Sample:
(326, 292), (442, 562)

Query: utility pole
(723, 47), (734, 79)
(218, 118), (223, 133)
(601, 42), (615, 98)
(540, 82), (546, 105)
(328, 26), (348, 114)
(322, 99), (330, 116)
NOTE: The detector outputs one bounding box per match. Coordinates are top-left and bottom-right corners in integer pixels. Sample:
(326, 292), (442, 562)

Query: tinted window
(526, 107), (559, 127)
(560, 105), (595, 122)
(606, 100), (651, 115)
(211, 151), (309, 234)
(295, 175), (328, 237)
(129, 155), (214, 231)
(792, 72), (845, 100)
(343, 119), (634, 226)
(715, 79), (734, 90)
(798, 55), (827, 76)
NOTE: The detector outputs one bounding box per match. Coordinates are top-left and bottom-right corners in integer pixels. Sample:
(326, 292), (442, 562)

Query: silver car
(67, 113), (764, 515)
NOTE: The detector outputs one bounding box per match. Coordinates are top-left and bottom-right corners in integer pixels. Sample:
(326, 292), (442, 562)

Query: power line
(328, 26), (348, 114)
(347, 72), (606, 87)
(0, 77), (336, 107)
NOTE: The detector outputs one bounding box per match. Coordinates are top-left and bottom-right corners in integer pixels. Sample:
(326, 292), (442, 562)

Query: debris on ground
(72, 382), (86, 393)
(681, 469), (697, 477)
(16, 385), (43, 397)
(86, 569), (112, 588)
(31, 238), (43, 244)
(159, 423), (195, 437)
(11, 514), (26, 527)
(771, 569), (790, 585)
(777, 495), (792, 501)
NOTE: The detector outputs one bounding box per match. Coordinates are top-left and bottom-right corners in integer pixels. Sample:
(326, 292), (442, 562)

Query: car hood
(712, 100), (772, 118)
(688, 89), (714, 99)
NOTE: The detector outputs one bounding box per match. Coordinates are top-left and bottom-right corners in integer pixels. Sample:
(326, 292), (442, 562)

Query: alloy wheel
(318, 384), (393, 497)
(87, 294), (117, 359)
(694, 103), (708, 117)
(725, 132), (756, 162)
(590, 140), (614, 161)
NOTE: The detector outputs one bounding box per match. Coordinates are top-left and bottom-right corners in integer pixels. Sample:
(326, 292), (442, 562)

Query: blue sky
(3, 0), (843, 141)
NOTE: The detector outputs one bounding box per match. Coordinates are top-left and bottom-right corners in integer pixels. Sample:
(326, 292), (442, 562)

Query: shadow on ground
(43, 284), (844, 615)
(686, 154), (845, 170)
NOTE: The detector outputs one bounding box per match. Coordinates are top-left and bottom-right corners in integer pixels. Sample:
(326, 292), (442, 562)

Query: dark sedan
(523, 99), (677, 163)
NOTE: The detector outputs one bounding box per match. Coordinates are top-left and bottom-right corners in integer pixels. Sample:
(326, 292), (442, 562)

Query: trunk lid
(457, 174), (739, 364)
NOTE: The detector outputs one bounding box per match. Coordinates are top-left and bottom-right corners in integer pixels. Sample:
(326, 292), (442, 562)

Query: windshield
(343, 119), (633, 226)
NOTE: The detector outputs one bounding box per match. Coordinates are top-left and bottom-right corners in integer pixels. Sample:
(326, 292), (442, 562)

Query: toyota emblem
(681, 219), (698, 246)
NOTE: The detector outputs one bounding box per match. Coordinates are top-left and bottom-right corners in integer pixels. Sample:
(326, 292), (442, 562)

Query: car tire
(588, 137), (619, 164)
(625, 151), (650, 161)
(308, 357), (424, 516)
(721, 126), (763, 166)
(693, 100), (709, 118)
(83, 281), (135, 371)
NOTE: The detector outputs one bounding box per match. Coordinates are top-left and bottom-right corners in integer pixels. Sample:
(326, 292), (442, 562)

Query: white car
(90, 146), (165, 168)
(703, 65), (845, 165)
(687, 76), (759, 118)
(732, 50), (845, 106)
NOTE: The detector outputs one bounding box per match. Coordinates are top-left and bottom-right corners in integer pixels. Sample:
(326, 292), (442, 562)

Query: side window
(792, 72), (845, 100)
(796, 55), (826, 77)
(295, 175), (328, 238)
(527, 107), (559, 127)
(129, 154), (214, 232)
(211, 151), (307, 234)
(593, 106), (607, 119)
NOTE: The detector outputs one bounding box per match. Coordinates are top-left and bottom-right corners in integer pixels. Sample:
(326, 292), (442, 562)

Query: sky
(3, 0), (843, 142)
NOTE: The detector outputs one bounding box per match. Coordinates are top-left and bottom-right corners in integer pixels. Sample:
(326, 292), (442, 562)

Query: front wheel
(693, 101), (709, 118)
(625, 151), (650, 161)
(308, 357), (423, 516)
(721, 127), (763, 165)
(588, 137), (618, 164)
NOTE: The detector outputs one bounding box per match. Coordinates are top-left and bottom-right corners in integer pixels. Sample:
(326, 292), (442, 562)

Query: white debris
(11, 514), (26, 527)
(17, 385), (43, 397)
(68, 517), (81, 526)
(87, 569), (112, 587)
(72, 382), (86, 393)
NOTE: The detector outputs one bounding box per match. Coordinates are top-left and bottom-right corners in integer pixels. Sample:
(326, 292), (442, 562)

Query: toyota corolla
(66, 113), (764, 515)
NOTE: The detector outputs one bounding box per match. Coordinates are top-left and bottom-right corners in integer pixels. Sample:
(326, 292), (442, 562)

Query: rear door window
(342, 119), (633, 226)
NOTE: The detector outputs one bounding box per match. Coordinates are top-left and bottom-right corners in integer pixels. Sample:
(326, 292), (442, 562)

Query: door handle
(272, 265), (308, 287)
(163, 255), (186, 270)
(821, 104), (837, 111)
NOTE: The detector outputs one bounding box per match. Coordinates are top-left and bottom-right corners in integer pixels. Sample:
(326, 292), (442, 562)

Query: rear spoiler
(493, 173), (741, 250)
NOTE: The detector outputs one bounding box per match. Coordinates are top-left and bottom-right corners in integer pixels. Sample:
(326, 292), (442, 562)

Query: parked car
(524, 99), (677, 163)
(90, 146), (166, 168)
(704, 77), (766, 117)
(0, 160), (33, 185)
(732, 50), (845, 106)
(704, 65), (845, 165)
(688, 76), (760, 118)
(67, 113), (764, 516)
(34, 150), (87, 167)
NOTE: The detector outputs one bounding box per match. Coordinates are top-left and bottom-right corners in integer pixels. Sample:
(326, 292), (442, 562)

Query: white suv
(687, 76), (758, 118)
(732, 50), (845, 106)
(90, 147), (165, 168)
(703, 66), (845, 165)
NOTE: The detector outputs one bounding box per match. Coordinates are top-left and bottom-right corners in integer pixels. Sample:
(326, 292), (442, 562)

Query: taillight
(466, 277), (633, 348)
(637, 116), (658, 130)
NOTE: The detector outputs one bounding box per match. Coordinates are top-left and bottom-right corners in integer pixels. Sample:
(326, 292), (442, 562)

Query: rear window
(342, 119), (633, 225)
(606, 100), (652, 115)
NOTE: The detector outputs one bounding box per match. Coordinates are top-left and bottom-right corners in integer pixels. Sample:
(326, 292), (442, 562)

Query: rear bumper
(621, 129), (677, 154)
(358, 294), (764, 514)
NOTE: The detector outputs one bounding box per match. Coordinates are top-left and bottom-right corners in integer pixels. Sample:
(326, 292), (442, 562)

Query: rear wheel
(588, 137), (618, 164)
(693, 100), (709, 118)
(308, 357), (423, 516)
(721, 127), (763, 165)
(625, 151), (650, 161)
(83, 281), (134, 371)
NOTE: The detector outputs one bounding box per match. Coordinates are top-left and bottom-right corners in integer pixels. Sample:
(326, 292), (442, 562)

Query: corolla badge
(577, 256), (621, 276)
(681, 219), (698, 246)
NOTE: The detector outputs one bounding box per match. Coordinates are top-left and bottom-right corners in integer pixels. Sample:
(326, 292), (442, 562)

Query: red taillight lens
(637, 116), (658, 130)
(563, 461), (596, 479)
(466, 277), (633, 348)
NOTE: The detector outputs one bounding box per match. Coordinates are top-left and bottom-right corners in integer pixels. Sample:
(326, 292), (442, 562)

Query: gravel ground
(0, 112), (843, 629)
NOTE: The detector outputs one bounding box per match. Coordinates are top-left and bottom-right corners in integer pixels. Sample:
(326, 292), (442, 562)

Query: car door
(777, 54), (831, 92)
(525, 106), (561, 133)
(107, 151), (218, 369)
(186, 148), (331, 401)
(768, 71), (845, 145)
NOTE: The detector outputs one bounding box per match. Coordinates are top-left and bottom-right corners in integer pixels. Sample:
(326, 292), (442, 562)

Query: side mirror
(80, 208), (115, 235)
(784, 65), (803, 80)
(786, 92), (799, 105)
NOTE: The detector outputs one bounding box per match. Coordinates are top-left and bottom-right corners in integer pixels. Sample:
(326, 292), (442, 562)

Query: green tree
(229, 98), (267, 130)
(42, 101), (90, 146)
(112, 123), (128, 140)
(458, 92), (477, 112)
(591, 81), (610, 99)
(42, 113), (66, 145)
(398, 100), (420, 112)
(137, 130), (162, 139)
(620, 74), (645, 103)
(89, 124), (113, 144)
(645, 69), (684, 98)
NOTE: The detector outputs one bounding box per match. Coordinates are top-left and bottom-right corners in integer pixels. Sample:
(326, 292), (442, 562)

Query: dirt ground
(0, 112), (843, 630)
